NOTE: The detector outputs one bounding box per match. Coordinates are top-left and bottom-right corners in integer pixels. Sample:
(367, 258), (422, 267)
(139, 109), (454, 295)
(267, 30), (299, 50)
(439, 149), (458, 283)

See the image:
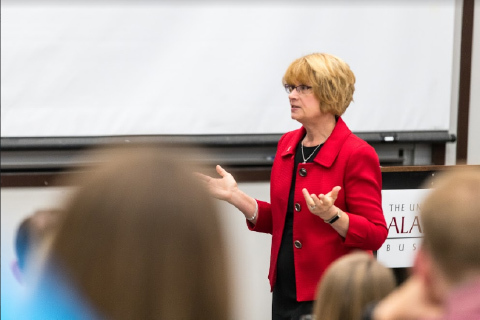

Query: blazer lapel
(314, 117), (351, 168)
(281, 127), (305, 158)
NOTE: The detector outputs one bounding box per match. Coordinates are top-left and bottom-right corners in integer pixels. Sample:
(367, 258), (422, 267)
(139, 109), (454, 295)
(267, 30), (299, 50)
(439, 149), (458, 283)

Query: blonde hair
(282, 53), (355, 116)
(420, 167), (480, 283)
(41, 145), (230, 319)
(313, 251), (396, 320)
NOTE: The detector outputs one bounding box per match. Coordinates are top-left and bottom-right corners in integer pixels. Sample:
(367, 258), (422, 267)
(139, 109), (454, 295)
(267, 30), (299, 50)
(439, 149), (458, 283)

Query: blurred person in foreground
(22, 146), (230, 320)
(312, 251), (396, 320)
(369, 167), (480, 320)
(11, 209), (62, 284)
(198, 52), (388, 319)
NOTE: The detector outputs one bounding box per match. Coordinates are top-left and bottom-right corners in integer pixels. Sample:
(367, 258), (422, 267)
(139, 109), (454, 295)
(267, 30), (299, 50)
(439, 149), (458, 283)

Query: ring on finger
(309, 205), (316, 210)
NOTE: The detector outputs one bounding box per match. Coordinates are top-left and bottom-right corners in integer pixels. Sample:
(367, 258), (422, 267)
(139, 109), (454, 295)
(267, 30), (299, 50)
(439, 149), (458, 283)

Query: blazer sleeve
(343, 144), (388, 250)
(246, 200), (273, 234)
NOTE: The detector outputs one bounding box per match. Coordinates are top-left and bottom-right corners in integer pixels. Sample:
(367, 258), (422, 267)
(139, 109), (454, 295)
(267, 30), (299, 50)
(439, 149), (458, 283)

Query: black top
(272, 141), (322, 320)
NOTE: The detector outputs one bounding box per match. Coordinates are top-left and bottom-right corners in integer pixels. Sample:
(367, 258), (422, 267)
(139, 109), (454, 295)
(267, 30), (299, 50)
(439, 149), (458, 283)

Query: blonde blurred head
(313, 251), (396, 320)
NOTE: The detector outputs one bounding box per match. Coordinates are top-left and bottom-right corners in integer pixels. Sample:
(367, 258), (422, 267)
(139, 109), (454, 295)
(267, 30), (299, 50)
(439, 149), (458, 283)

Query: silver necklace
(301, 142), (321, 163)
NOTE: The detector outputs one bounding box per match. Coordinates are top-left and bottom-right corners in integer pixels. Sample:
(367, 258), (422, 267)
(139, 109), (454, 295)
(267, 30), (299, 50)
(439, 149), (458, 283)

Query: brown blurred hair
(44, 145), (230, 319)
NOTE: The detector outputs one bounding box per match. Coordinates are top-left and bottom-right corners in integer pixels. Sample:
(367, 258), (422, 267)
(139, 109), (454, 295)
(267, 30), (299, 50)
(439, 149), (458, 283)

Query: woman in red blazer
(200, 53), (388, 320)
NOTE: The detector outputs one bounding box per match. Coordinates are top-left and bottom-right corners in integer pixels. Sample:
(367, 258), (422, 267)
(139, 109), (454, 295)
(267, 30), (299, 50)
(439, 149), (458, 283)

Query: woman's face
(289, 84), (322, 124)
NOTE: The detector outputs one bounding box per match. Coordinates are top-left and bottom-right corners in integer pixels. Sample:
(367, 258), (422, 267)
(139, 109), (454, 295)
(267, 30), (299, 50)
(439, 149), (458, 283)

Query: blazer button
(294, 203), (301, 212)
(299, 168), (307, 177)
(294, 240), (302, 249)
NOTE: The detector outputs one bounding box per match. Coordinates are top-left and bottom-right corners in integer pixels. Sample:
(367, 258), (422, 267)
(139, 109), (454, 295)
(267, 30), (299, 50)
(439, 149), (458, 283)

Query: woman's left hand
(302, 186), (341, 220)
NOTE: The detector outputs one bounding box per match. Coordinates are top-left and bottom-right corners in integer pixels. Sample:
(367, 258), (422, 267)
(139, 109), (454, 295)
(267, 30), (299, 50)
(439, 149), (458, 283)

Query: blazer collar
(280, 117), (352, 168)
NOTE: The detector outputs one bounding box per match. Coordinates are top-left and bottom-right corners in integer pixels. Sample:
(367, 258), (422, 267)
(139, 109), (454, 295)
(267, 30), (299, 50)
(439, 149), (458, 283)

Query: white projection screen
(1, 0), (455, 137)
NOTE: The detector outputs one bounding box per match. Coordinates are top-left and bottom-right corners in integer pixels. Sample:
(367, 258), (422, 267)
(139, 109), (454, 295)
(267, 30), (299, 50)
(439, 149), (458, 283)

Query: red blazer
(248, 117), (387, 301)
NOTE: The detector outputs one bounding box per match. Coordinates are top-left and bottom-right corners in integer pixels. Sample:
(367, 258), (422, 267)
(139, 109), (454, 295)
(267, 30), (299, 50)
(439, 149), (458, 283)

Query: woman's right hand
(196, 165), (238, 202)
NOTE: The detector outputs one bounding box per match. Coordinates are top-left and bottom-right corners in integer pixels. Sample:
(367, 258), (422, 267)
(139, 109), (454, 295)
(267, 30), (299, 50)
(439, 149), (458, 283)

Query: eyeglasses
(284, 84), (313, 94)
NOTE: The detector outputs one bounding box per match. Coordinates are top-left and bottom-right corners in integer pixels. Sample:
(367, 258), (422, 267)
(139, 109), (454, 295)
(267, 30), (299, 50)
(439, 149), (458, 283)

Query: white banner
(377, 189), (430, 268)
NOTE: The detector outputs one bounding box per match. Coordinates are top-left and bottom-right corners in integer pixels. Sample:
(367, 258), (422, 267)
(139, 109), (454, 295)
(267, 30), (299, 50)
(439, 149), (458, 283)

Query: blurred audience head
(416, 167), (480, 298)
(371, 167), (480, 320)
(33, 145), (230, 319)
(313, 251), (396, 320)
(11, 208), (61, 283)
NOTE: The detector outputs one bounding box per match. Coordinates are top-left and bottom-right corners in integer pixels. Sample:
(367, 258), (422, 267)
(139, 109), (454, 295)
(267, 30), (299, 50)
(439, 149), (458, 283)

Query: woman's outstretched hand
(196, 165), (238, 202)
(197, 165), (258, 222)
